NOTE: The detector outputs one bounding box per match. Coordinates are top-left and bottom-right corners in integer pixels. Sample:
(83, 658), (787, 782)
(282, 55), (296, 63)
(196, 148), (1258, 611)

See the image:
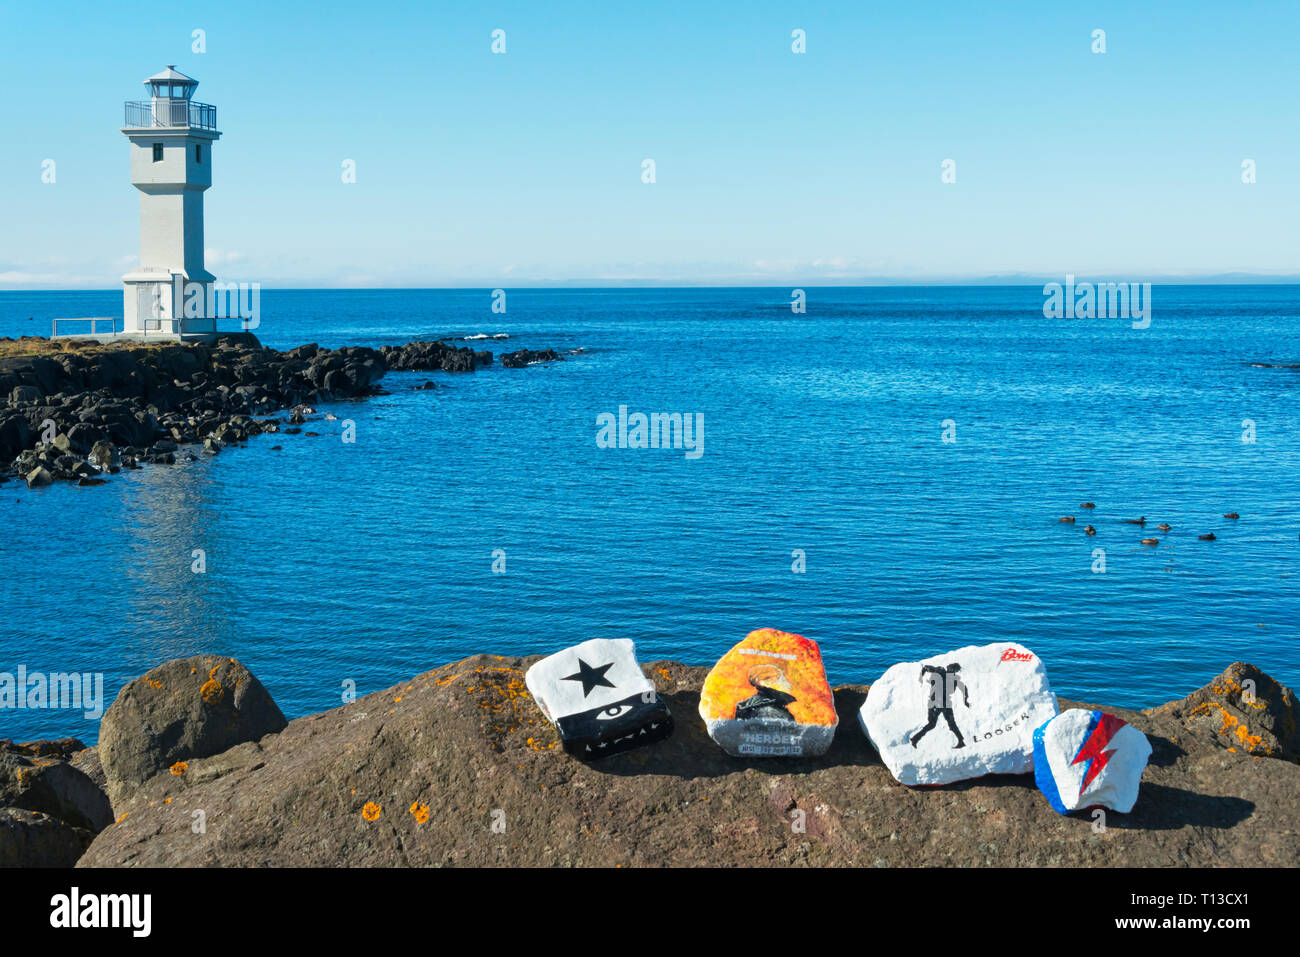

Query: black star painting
(562, 658), (616, 697)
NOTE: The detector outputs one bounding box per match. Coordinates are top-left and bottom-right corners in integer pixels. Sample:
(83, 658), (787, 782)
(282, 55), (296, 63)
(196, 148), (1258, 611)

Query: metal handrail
(123, 100), (217, 131)
(51, 317), (121, 337)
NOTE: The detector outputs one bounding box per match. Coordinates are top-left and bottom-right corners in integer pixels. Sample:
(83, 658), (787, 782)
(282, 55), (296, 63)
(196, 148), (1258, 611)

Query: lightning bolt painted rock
(1033, 709), (1152, 814)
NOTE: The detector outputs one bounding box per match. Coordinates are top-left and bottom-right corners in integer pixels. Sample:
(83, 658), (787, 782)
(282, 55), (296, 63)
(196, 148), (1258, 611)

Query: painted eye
(596, 704), (633, 720)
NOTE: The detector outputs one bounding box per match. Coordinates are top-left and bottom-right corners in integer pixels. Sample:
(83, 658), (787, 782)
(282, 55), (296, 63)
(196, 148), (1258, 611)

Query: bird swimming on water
(1124, 516), (1146, 525)
(1157, 523), (1171, 531)
(1224, 512), (1240, 519)
(1141, 538), (1159, 546)
(1198, 533), (1216, 541)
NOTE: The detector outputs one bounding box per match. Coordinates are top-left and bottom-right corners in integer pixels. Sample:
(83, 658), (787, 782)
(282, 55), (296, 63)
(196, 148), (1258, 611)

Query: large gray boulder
(97, 655), (287, 809)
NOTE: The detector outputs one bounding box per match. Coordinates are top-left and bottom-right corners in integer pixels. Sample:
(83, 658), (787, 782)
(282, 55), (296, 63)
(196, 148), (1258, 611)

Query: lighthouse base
(122, 271), (221, 339)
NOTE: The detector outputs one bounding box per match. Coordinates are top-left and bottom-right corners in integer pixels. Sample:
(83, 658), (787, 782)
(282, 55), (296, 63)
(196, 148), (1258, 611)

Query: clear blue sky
(2, 0), (1297, 288)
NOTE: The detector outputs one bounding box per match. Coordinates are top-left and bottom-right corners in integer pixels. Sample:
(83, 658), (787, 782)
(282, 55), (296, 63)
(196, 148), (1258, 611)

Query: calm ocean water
(2, 286), (1298, 743)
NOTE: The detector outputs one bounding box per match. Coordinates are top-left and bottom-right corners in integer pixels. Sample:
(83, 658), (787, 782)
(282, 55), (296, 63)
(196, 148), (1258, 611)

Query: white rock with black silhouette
(859, 642), (1058, 786)
(1033, 709), (1151, 814)
(525, 638), (673, 761)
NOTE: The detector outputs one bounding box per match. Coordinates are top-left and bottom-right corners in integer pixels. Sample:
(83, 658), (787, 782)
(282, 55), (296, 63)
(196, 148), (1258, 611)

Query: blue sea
(2, 286), (1298, 743)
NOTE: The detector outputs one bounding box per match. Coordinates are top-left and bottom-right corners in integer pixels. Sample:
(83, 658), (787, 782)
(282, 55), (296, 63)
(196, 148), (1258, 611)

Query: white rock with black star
(525, 638), (673, 760)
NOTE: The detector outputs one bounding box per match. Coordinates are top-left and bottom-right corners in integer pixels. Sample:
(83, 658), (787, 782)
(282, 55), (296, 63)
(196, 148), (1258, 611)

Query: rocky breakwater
(0, 334), (549, 489)
(33, 657), (1294, 868)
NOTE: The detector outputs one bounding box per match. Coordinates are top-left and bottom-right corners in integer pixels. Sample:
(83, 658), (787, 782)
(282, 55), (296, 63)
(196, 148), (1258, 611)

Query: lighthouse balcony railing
(123, 100), (217, 131)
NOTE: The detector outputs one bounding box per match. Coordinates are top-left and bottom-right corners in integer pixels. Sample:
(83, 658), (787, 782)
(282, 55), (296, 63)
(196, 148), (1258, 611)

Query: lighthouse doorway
(136, 282), (168, 332)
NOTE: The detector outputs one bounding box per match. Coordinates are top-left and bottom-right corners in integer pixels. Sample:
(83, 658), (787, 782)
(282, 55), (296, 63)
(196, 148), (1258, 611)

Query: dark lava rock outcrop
(0, 333), (534, 486)
(500, 348), (561, 368)
(76, 658), (1299, 867)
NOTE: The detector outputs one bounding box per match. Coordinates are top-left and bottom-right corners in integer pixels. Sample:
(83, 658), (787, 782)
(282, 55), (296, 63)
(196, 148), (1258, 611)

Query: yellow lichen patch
(164, 797), (172, 804)
(409, 800), (430, 824)
(116, 812), (130, 824)
(362, 801), (382, 822)
(394, 696), (403, 703)
(147, 679), (163, 690)
(1193, 703), (1270, 754)
(200, 679), (225, 705)
(169, 760), (188, 775)
(442, 666), (536, 750)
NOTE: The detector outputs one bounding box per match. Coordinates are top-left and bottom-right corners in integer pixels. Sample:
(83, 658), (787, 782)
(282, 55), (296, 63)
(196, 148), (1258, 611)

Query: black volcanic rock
(379, 339), (483, 373)
(500, 348), (561, 368)
(1, 333), (567, 488)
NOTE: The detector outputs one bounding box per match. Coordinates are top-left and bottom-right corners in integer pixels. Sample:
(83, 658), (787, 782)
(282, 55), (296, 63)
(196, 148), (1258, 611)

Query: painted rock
(1033, 709), (1152, 814)
(524, 638), (672, 761)
(698, 629), (838, 757)
(859, 642), (1058, 786)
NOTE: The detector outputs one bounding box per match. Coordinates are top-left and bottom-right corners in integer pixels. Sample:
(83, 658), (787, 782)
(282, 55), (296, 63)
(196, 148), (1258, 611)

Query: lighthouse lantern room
(120, 65), (221, 338)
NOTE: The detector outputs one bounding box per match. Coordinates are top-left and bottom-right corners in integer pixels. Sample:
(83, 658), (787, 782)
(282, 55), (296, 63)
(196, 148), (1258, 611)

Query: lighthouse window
(196, 144), (203, 163)
(152, 143), (164, 162)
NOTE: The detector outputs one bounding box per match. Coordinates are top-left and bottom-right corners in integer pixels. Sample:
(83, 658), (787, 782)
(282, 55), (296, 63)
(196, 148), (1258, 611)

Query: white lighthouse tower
(120, 66), (221, 338)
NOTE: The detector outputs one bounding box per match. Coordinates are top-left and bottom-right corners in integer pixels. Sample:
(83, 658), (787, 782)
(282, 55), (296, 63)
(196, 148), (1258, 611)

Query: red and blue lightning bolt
(1070, 712), (1125, 797)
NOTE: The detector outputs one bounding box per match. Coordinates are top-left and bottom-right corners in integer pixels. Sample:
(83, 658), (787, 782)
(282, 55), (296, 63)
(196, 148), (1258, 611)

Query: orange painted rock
(698, 629), (838, 757)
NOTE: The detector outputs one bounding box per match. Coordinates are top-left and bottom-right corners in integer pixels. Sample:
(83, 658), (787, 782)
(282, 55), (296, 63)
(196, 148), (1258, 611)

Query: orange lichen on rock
(409, 801), (430, 824)
(147, 679), (163, 690)
(362, 801), (382, 821)
(169, 761), (188, 775)
(200, 679), (225, 705)
(1189, 702), (1269, 754)
(442, 664), (535, 750)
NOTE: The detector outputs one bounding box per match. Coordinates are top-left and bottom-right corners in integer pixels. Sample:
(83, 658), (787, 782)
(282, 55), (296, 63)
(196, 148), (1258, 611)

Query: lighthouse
(120, 66), (221, 338)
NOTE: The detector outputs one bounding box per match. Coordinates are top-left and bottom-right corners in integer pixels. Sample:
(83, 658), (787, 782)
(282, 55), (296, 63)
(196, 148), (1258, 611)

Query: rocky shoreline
(2, 656), (1296, 867)
(0, 334), (562, 488)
